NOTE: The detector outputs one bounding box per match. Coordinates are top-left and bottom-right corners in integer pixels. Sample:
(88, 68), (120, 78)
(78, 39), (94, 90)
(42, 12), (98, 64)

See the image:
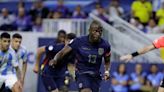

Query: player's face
(0, 38), (10, 51)
(12, 38), (22, 50)
(89, 26), (102, 43)
(57, 33), (66, 43)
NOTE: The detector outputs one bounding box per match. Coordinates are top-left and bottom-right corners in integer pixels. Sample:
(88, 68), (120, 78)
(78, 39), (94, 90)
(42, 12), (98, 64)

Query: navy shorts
(160, 78), (164, 88)
(41, 74), (65, 91)
(76, 73), (102, 92)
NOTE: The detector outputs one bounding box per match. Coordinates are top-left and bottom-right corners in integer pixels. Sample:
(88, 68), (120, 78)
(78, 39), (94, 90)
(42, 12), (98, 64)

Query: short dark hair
(89, 20), (102, 30)
(12, 33), (22, 39)
(67, 33), (76, 40)
(0, 32), (10, 39)
(58, 30), (66, 36)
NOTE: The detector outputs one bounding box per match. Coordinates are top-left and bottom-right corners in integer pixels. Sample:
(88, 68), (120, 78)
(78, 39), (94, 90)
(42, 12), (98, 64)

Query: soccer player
(120, 36), (164, 92)
(10, 33), (27, 87)
(0, 32), (22, 92)
(50, 20), (111, 92)
(53, 30), (66, 45)
(33, 30), (66, 73)
(34, 33), (76, 92)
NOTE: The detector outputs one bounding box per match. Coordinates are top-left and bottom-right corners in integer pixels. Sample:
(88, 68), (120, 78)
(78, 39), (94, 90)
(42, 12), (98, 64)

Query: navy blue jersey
(42, 43), (75, 77)
(69, 35), (111, 74)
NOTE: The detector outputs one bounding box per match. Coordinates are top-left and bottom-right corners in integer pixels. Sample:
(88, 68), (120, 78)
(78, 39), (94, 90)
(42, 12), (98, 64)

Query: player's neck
(11, 46), (18, 52)
(0, 47), (8, 52)
(88, 35), (100, 45)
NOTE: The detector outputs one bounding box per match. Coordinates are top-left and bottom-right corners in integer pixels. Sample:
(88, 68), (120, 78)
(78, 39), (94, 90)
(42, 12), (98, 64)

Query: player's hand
(33, 64), (39, 73)
(49, 59), (58, 66)
(49, 59), (55, 66)
(104, 71), (110, 81)
(120, 54), (133, 62)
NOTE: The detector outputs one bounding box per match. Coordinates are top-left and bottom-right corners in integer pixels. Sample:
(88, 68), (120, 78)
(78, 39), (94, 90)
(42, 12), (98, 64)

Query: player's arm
(21, 50), (28, 85)
(49, 46), (72, 65)
(33, 46), (46, 73)
(120, 36), (164, 61)
(120, 45), (155, 62)
(50, 38), (77, 65)
(15, 66), (22, 80)
(104, 54), (111, 80)
(104, 44), (111, 80)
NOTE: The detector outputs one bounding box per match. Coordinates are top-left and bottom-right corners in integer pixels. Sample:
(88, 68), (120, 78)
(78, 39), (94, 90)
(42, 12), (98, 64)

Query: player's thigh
(54, 77), (65, 90)
(91, 76), (101, 92)
(51, 89), (59, 92)
(158, 87), (164, 92)
(80, 88), (92, 92)
(158, 78), (164, 92)
(41, 75), (58, 91)
(76, 74), (91, 91)
(5, 74), (18, 90)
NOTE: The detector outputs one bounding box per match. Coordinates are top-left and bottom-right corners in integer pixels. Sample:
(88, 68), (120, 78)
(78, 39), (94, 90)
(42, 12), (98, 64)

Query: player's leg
(55, 77), (68, 92)
(51, 89), (59, 92)
(90, 74), (101, 92)
(158, 87), (164, 92)
(158, 78), (164, 92)
(76, 74), (92, 92)
(12, 82), (22, 92)
(5, 74), (21, 92)
(41, 75), (59, 92)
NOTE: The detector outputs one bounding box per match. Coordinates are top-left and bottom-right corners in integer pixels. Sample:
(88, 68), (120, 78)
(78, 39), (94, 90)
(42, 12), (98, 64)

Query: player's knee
(51, 89), (59, 92)
(81, 88), (92, 92)
(158, 87), (164, 92)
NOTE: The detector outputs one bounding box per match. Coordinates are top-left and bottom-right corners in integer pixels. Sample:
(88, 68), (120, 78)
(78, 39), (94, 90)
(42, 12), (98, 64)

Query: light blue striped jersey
(10, 46), (27, 69)
(0, 49), (18, 75)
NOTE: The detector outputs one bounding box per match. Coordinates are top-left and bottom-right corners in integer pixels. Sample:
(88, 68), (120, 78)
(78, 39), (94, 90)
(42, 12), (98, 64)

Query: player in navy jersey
(34, 33), (76, 92)
(50, 21), (111, 92)
(33, 30), (66, 73)
(52, 30), (66, 45)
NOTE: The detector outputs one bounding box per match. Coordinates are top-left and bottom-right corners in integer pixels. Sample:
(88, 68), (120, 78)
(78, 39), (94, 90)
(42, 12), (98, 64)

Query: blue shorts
(76, 73), (102, 92)
(41, 74), (65, 91)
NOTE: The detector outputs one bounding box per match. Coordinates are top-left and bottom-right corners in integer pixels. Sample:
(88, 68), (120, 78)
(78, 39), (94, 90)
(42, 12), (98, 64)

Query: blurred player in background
(53, 30), (66, 45)
(33, 30), (66, 73)
(50, 21), (111, 92)
(10, 33), (27, 88)
(120, 36), (164, 92)
(34, 33), (76, 92)
(0, 32), (22, 92)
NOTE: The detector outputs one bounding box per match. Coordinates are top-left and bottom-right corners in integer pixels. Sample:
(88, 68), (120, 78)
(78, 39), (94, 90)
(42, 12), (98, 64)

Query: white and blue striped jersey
(10, 46), (27, 69)
(0, 49), (18, 75)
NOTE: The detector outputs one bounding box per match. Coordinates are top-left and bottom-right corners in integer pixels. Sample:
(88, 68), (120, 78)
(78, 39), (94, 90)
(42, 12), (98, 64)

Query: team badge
(98, 48), (104, 55)
(48, 45), (53, 51)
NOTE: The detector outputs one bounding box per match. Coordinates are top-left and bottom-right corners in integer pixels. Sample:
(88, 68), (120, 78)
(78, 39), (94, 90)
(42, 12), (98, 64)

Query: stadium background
(1, 0), (164, 92)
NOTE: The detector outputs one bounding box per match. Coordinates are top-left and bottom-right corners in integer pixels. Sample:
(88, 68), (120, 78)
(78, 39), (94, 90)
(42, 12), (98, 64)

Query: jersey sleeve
(68, 38), (79, 50)
(153, 36), (164, 48)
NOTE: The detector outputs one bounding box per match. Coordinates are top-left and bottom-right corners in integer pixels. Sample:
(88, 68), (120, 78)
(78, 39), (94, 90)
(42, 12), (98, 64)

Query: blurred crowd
(0, 0), (164, 34)
(111, 63), (164, 92)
